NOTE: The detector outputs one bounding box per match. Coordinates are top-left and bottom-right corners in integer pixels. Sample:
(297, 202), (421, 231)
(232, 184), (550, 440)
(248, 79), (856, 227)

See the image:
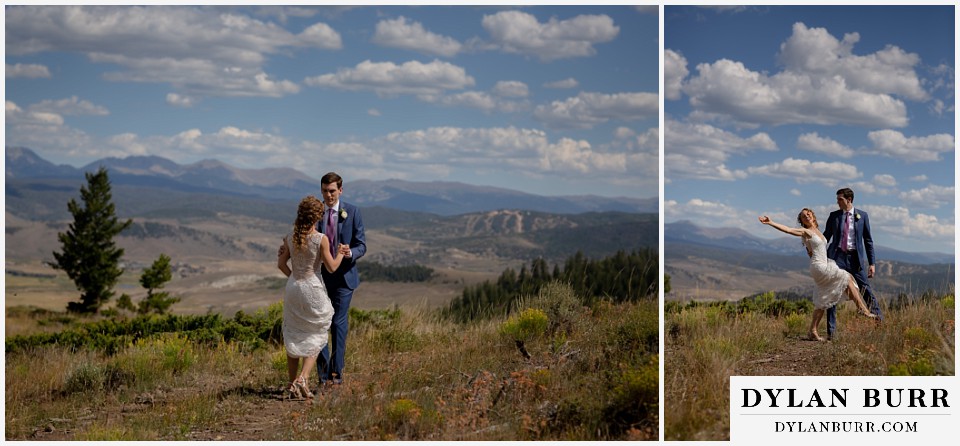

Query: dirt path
(735, 335), (827, 376)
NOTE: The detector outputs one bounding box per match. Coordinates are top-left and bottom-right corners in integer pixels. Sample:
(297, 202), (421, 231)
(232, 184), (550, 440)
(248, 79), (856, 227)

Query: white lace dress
(282, 232), (334, 358)
(803, 231), (856, 310)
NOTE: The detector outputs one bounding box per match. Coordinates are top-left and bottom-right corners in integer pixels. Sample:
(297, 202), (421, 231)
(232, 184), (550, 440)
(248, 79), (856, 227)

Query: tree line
(359, 262), (434, 282)
(444, 248), (658, 323)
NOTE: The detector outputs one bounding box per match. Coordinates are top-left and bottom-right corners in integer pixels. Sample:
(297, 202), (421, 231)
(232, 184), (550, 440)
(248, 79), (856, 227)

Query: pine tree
(137, 254), (180, 315)
(50, 167), (132, 313)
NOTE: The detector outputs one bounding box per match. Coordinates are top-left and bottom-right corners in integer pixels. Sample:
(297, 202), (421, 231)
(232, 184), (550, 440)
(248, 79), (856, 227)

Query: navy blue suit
(317, 201), (365, 384)
(823, 207), (881, 338)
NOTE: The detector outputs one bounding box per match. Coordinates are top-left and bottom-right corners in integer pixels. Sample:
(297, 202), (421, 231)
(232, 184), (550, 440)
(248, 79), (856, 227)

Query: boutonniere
(340, 209), (348, 220)
(855, 213), (861, 221)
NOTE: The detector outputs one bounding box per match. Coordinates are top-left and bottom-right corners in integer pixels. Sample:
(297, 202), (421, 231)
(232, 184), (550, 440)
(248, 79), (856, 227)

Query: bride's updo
(293, 195), (325, 250)
(796, 208), (818, 229)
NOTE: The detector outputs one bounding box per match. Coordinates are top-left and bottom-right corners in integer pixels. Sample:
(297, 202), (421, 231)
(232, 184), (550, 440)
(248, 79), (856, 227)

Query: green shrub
(375, 325), (421, 353)
(609, 302), (658, 355)
(522, 281), (584, 335)
(606, 354), (658, 433)
(500, 308), (549, 342)
(63, 362), (134, 394)
(783, 313), (808, 337)
(387, 398), (421, 425)
(159, 335), (196, 374)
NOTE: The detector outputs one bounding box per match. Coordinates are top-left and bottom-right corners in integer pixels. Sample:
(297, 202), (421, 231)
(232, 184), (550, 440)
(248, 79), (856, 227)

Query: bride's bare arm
(278, 237), (292, 277)
(320, 235), (344, 273)
(758, 215), (805, 237)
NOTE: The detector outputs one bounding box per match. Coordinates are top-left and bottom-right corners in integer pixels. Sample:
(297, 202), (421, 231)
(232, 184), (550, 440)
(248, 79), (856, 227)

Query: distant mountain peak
(7, 146), (658, 215)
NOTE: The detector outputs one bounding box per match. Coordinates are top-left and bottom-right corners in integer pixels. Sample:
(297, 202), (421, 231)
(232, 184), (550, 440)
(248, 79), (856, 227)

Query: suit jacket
(823, 207), (874, 272)
(318, 201), (366, 290)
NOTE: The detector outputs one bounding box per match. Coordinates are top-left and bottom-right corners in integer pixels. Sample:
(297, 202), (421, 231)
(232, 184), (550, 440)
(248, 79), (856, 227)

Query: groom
(316, 172), (365, 386)
(823, 187), (882, 340)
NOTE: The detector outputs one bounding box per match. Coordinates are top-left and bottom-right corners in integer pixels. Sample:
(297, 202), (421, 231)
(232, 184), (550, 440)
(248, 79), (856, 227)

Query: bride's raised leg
(845, 275), (877, 319)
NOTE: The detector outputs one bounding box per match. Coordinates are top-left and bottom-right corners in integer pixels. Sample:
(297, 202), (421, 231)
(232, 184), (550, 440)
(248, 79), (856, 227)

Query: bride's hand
(758, 215), (771, 224)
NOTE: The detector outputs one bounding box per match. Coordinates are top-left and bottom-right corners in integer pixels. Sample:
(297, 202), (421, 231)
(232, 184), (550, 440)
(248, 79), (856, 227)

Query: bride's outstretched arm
(758, 216), (805, 237)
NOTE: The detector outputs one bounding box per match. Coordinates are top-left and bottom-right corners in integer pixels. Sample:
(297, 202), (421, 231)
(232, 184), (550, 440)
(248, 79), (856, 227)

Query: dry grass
(664, 294), (955, 440)
(5, 285), (658, 440)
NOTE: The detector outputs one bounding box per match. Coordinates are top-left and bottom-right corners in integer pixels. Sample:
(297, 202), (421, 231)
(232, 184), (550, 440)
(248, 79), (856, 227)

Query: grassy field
(5, 282), (658, 441)
(663, 293), (955, 441)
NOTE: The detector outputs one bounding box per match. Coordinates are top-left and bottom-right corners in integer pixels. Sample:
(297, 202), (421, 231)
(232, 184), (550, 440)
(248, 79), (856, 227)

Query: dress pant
(317, 285), (353, 384)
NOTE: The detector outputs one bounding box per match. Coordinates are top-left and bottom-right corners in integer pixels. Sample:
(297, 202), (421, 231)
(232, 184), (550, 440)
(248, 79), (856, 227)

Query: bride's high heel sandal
(294, 376), (314, 399)
(857, 308), (878, 319)
(286, 381), (304, 400)
(806, 331), (824, 342)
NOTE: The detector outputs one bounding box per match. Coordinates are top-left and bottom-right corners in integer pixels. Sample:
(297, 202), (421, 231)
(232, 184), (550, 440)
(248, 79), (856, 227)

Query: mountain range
(5, 146), (657, 216)
(665, 220), (954, 264)
(665, 220), (954, 301)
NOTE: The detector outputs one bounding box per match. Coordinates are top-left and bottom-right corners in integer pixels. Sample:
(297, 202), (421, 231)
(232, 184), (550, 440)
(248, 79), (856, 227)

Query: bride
(277, 196), (344, 399)
(759, 208), (877, 341)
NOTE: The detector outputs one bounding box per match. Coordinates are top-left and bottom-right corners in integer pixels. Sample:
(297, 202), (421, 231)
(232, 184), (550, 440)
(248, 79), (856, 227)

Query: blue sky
(5, 5), (659, 199)
(665, 5), (955, 254)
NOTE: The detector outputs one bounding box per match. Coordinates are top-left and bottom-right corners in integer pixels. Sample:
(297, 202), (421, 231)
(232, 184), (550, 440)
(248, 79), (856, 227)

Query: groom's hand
(339, 244), (351, 257)
(868, 265), (875, 278)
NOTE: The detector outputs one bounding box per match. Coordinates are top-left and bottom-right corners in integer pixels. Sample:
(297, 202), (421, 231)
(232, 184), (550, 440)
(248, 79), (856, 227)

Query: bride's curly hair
(293, 195), (325, 250)
(797, 208), (818, 229)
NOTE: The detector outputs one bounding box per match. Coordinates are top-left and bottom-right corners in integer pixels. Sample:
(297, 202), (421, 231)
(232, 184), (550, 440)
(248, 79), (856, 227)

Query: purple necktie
(840, 212), (850, 252)
(326, 209), (337, 256)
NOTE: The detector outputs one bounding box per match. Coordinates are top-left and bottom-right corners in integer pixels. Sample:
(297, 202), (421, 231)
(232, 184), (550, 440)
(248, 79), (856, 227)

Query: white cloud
(747, 158), (861, 186)
(371, 16), (461, 57)
(534, 92), (658, 129)
(866, 130), (955, 163)
(433, 91), (498, 112)
(777, 23), (927, 101)
(481, 11), (619, 61)
(6, 100), (64, 126)
(910, 175), (928, 182)
(796, 132), (854, 158)
(790, 189), (802, 197)
(665, 119), (777, 181)
(367, 108), (381, 117)
(867, 204), (955, 241)
(305, 59), (475, 97)
(665, 198), (748, 228)
(492, 81), (529, 98)
(614, 127), (636, 139)
(254, 6), (320, 24)
(685, 58), (909, 128)
(166, 93), (195, 108)
(543, 78), (579, 89)
(376, 126), (647, 182)
(5, 6), (338, 98)
(6, 63), (51, 78)
(30, 96), (109, 116)
(664, 50), (688, 100)
(873, 174), (897, 187)
(297, 22), (342, 49)
(681, 22), (930, 128)
(899, 185), (955, 209)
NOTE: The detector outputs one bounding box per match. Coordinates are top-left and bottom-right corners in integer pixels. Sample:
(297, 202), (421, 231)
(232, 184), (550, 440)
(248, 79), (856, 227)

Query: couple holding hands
(760, 187), (883, 342)
(276, 172), (366, 400)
